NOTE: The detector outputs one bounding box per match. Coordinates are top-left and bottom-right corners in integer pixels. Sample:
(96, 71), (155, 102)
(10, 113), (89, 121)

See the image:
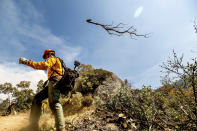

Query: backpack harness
(49, 57), (79, 93)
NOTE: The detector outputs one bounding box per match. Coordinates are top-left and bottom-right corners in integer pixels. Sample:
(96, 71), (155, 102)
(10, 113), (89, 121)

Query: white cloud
(134, 6), (143, 18)
(0, 62), (47, 92)
(1, 0), (197, 90)
(0, 0), (81, 96)
(0, 0), (81, 63)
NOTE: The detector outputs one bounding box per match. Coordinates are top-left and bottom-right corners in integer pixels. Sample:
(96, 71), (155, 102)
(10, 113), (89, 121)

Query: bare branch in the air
(86, 19), (149, 39)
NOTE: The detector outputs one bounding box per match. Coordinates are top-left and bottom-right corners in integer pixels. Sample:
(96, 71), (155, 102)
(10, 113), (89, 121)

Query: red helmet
(42, 49), (55, 59)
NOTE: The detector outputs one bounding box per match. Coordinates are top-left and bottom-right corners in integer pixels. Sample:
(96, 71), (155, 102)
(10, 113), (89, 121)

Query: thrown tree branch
(86, 19), (149, 39)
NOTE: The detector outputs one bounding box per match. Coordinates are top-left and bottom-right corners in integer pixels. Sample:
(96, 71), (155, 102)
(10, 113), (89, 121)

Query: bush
(75, 64), (112, 95)
(95, 85), (197, 130)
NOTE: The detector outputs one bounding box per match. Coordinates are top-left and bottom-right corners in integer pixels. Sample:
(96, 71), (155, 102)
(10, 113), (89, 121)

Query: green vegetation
(96, 86), (196, 130)
(94, 51), (197, 130)
(0, 51), (197, 130)
(0, 81), (35, 113)
(75, 64), (112, 95)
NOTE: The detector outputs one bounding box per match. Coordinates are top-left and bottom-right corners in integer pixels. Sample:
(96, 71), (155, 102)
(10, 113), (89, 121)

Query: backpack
(56, 57), (80, 94)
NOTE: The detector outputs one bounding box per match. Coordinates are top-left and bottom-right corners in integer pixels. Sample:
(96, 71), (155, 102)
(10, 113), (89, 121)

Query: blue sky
(0, 0), (197, 90)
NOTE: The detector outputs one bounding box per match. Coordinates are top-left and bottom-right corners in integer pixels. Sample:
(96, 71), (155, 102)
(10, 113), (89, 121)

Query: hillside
(0, 64), (197, 130)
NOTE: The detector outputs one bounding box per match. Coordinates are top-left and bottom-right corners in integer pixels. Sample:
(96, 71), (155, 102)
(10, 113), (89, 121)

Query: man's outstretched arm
(19, 57), (56, 70)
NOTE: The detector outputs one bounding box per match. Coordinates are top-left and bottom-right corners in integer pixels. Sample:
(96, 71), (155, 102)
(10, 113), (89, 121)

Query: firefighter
(19, 49), (65, 131)
(42, 100), (48, 114)
(6, 101), (15, 116)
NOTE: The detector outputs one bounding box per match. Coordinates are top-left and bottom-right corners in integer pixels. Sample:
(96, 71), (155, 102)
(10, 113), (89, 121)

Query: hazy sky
(0, 0), (197, 90)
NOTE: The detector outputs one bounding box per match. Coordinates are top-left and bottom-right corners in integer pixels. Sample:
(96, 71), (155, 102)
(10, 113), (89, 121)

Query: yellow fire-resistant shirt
(27, 56), (63, 79)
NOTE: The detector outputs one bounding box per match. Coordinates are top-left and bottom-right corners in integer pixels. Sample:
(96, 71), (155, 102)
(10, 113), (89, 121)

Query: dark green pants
(30, 80), (65, 130)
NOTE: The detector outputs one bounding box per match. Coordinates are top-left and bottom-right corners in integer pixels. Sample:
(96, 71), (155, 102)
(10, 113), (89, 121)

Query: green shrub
(75, 64), (112, 95)
(96, 85), (196, 130)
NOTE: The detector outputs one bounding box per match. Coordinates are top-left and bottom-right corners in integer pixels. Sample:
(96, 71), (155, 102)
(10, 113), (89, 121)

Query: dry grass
(39, 112), (55, 131)
(39, 92), (95, 130)
(62, 92), (83, 116)
(82, 94), (94, 107)
(64, 105), (96, 129)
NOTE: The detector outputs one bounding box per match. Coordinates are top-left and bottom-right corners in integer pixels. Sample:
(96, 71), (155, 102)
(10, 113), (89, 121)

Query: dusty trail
(0, 113), (29, 131)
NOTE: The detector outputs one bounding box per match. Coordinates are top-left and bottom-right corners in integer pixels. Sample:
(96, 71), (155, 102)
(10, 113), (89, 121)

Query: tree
(0, 83), (14, 104)
(16, 81), (30, 89)
(36, 80), (44, 93)
(161, 51), (197, 128)
(13, 81), (35, 111)
(0, 81), (35, 112)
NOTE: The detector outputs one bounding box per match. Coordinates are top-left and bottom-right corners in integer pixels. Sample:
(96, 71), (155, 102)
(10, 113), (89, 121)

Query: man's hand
(19, 57), (29, 65)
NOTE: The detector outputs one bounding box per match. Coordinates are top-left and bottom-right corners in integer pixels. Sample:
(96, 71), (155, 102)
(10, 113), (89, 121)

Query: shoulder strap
(49, 57), (67, 78)
(57, 57), (66, 71)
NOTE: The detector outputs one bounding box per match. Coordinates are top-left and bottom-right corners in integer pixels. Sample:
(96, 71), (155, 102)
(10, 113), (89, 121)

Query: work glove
(19, 57), (29, 65)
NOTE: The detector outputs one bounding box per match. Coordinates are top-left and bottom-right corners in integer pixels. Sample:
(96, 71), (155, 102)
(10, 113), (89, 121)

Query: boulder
(93, 73), (123, 101)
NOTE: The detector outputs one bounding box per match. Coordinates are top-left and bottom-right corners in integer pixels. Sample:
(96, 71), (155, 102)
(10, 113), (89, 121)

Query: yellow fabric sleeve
(27, 57), (63, 79)
(27, 57), (56, 70)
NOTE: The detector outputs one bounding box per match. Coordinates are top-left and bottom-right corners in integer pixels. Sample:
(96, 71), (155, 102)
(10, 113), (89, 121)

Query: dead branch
(86, 19), (149, 39)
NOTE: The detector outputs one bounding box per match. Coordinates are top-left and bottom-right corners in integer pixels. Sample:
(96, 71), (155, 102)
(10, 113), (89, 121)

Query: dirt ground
(0, 113), (29, 131)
